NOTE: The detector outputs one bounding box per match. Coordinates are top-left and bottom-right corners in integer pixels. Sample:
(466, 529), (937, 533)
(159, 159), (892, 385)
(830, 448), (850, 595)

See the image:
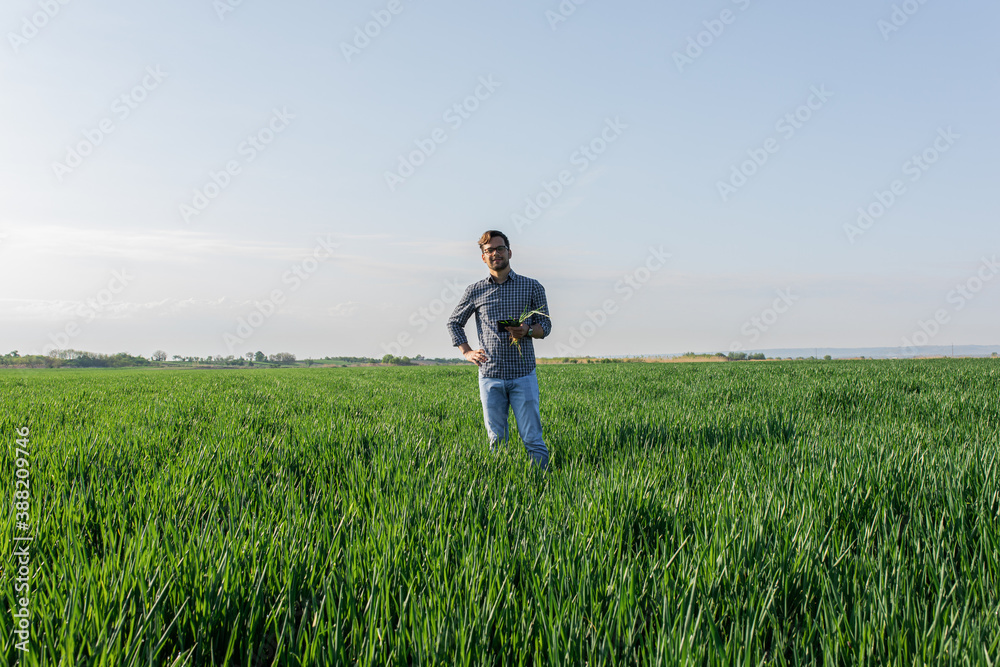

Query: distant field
(1, 361), (998, 665)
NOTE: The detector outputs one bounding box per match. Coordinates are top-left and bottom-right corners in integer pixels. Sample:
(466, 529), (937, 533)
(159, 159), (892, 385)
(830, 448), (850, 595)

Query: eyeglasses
(482, 246), (509, 255)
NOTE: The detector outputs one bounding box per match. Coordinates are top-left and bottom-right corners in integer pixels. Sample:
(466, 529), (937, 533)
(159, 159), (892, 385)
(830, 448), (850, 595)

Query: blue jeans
(478, 370), (549, 469)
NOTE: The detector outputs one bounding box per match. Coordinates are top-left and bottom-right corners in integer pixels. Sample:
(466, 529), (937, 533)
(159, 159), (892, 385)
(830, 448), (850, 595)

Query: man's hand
(463, 348), (488, 366)
(505, 323), (529, 341)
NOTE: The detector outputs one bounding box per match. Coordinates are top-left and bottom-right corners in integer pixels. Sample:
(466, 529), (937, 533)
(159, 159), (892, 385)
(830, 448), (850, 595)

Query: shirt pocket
(476, 291), (502, 337)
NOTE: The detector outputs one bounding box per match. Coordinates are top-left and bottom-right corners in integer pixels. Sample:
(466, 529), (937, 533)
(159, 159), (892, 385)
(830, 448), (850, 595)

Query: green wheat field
(1, 360), (998, 665)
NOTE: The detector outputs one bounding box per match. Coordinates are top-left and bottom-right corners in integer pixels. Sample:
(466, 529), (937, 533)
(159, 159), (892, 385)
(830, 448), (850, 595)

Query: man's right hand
(463, 348), (488, 366)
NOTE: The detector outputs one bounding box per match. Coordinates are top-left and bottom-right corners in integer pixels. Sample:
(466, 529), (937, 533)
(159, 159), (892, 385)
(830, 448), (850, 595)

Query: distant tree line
(378, 354), (464, 366)
(0, 349), (469, 370)
(0, 350), (305, 368)
(167, 352), (298, 366)
(1, 350), (152, 368)
(723, 352), (766, 361)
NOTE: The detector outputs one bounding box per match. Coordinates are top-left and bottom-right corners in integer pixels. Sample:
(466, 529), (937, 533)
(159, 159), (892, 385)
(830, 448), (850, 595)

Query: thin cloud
(0, 297), (228, 321)
(1, 225), (318, 262)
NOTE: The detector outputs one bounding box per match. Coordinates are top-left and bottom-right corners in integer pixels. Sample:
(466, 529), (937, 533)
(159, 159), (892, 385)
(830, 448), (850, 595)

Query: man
(446, 230), (552, 470)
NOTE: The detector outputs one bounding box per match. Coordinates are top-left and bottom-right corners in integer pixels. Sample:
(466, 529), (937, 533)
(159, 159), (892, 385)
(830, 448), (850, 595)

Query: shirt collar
(487, 269), (518, 285)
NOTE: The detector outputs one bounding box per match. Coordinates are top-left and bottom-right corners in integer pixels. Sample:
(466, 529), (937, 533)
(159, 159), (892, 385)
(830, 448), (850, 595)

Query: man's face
(481, 238), (510, 271)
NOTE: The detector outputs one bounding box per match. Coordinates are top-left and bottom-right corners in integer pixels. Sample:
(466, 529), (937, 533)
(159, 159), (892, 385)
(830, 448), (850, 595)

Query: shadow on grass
(549, 416), (797, 472)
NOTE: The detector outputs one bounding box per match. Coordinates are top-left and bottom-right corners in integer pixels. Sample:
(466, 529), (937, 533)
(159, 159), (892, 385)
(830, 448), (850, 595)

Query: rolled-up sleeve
(446, 286), (475, 347)
(530, 282), (551, 338)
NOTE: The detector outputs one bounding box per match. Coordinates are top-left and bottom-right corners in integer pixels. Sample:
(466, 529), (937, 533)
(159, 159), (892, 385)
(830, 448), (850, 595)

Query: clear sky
(1, 0), (997, 359)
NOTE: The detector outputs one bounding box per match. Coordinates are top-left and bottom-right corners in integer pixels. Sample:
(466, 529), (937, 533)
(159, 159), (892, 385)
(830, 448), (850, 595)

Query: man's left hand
(505, 322), (529, 340)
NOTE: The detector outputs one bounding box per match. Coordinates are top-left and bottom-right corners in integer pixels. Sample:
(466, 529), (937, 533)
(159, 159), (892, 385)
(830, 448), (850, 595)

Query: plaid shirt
(447, 270), (552, 379)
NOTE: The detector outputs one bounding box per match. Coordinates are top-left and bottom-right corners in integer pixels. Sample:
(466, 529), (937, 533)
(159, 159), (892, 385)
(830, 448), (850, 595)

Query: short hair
(478, 230), (510, 252)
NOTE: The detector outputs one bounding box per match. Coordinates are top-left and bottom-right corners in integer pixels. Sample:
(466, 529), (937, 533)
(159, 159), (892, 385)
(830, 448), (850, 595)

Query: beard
(489, 256), (509, 270)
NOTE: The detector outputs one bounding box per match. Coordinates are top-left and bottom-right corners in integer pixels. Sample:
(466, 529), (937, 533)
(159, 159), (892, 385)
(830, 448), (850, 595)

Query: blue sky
(1, 0), (997, 359)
